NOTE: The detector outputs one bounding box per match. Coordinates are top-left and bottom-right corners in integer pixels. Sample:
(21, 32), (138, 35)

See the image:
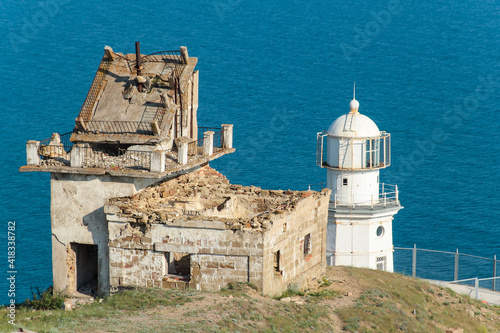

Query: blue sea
(0, 0), (499, 305)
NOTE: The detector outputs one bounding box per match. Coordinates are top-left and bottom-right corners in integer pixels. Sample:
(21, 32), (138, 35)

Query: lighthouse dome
(327, 112), (380, 138)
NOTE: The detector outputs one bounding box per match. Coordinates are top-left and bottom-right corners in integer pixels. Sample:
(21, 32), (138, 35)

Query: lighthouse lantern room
(316, 85), (402, 272)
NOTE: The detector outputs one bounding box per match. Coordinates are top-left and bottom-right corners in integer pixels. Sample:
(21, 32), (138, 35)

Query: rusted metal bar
(135, 41), (143, 92)
(77, 55), (112, 121)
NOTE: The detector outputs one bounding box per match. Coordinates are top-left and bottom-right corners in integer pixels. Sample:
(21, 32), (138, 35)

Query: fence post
(475, 277), (479, 300)
(178, 139), (189, 165)
(70, 144), (83, 167)
(203, 131), (214, 157)
(412, 244), (417, 278)
(493, 255), (497, 291)
(454, 249), (459, 281)
(150, 151), (166, 173)
(221, 124), (233, 149)
(26, 140), (40, 166)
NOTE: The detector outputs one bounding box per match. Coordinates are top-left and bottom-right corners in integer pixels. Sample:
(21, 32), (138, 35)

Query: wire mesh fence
(394, 245), (499, 291)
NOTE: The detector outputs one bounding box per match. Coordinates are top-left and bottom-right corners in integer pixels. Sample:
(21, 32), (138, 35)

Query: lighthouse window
(376, 226), (385, 237)
(343, 178), (348, 186)
(366, 138), (381, 168)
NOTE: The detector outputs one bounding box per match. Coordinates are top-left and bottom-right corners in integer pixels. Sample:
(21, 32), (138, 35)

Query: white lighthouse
(316, 85), (402, 272)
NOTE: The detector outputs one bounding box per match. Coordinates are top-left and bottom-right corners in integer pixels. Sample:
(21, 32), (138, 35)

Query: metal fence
(38, 132), (74, 166)
(394, 245), (499, 292)
(213, 130), (223, 153)
(78, 56), (112, 121)
(34, 125), (225, 170)
(140, 50), (185, 78)
(196, 127), (223, 153)
(82, 147), (151, 171)
(83, 120), (154, 135)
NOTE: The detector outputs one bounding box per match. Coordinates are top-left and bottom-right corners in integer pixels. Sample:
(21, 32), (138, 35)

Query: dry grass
(1, 267), (499, 332)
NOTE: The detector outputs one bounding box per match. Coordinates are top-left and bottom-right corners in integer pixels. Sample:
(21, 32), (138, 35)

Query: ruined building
(21, 43), (330, 297)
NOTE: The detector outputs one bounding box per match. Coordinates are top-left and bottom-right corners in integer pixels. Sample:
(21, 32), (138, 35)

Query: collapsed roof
(72, 43), (198, 145)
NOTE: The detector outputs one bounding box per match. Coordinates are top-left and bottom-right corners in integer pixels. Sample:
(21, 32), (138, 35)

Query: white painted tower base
(326, 204), (401, 272)
(317, 84), (402, 272)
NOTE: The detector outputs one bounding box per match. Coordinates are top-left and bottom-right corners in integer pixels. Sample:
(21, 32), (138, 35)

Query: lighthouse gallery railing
(332, 183), (399, 209)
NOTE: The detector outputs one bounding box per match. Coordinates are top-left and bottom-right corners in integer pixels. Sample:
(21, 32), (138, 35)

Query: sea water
(0, 0), (498, 305)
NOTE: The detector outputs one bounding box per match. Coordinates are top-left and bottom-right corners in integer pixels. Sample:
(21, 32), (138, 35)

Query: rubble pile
(108, 165), (316, 230)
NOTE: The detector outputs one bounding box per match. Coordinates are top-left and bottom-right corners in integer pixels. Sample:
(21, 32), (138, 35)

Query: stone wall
(109, 247), (164, 288)
(261, 190), (330, 296)
(104, 166), (331, 296)
(190, 254), (251, 291)
(107, 218), (264, 292)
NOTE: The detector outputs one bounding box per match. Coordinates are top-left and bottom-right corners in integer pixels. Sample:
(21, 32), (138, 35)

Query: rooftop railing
(307, 182), (400, 209)
(332, 184), (399, 209)
(141, 50), (185, 78)
(80, 120), (155, 135)
(26, 125), (233, 173)
(37, 132), (74, 166)
(78, 55), (112, 121)
(81, 147), (152, 171)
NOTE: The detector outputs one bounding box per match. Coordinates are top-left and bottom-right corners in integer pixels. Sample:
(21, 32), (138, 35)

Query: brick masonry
(106, 166), (331, 296)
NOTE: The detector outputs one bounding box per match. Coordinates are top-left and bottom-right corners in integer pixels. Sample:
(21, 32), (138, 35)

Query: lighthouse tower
(316, 86), (402, 272)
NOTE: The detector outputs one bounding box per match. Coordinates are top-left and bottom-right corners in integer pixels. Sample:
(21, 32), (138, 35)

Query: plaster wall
(327, 207), (399, 272)
(50, 173), (158, 295)
(328, 169), (379, 205)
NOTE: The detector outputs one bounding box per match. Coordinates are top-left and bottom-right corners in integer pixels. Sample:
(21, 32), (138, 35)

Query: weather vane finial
(353, 82), (356, 100)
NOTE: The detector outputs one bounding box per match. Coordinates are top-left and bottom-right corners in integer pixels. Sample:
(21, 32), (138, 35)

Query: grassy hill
(2, 267), (499, 332)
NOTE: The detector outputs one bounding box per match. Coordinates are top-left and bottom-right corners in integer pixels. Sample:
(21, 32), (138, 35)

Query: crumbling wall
(261, 189), (331, 296)
(107, 217), (264, 292)
(109, 247), (164, 288)
(104, 166), (330, 295)
(50, 172), (158, 295)
(190, 254), (253, 291)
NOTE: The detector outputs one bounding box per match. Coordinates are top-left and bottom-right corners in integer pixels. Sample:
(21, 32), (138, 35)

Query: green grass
(335, 267), (500, 333)
(0, 288), (197, 333)
(1, 267), (499, 333)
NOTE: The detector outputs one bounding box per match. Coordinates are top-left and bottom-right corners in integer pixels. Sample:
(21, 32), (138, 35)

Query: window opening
(274, 250), (280, 272)
(304, 234), (311, 257)
(164, 252), (191, 280)
(376, 256), (387, 271)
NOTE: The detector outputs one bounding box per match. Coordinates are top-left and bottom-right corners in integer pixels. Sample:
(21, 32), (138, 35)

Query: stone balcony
(20, 125), (234, 179)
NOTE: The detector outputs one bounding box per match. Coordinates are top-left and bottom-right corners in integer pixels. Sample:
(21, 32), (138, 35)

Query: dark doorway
(71, 243), (98, 295)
